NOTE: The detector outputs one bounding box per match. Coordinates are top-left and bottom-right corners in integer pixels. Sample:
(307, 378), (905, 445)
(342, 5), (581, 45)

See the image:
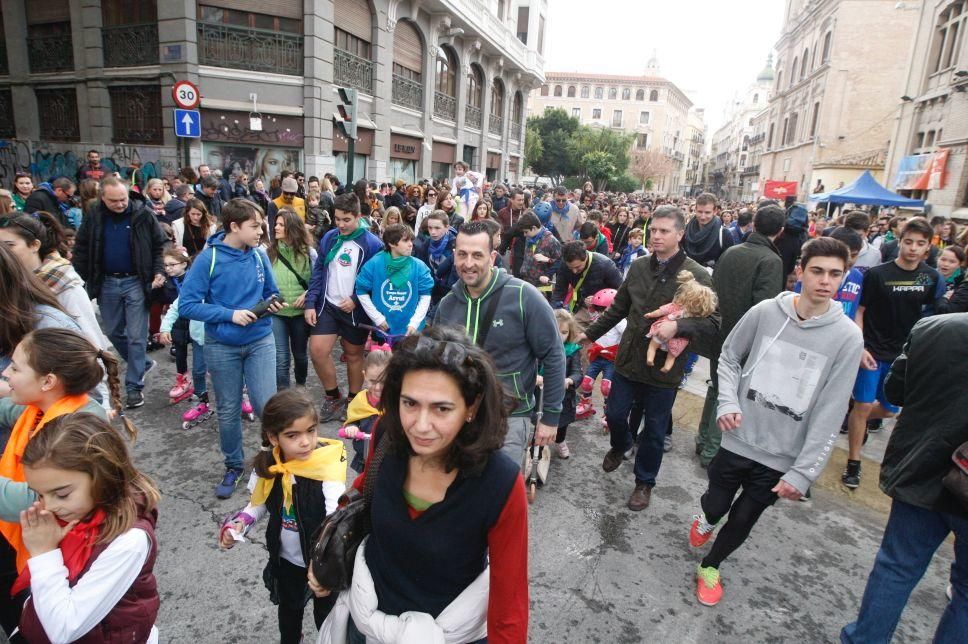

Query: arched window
(553, 85), (562, 97)
(567, 85), (576, 97)
(435, 47), (457, 97)
(512, 91), (523, 124)
(580, 85), (590, 98)
(608, 87), (617, 100)
(391, 20), (424, 109)
(467, 64), (484, 108)
(791, 57), (798, 85)
(594, 86), (603, 99)
(776, 70), (783, 91)
(753, 93), (759, 104)
(801, 49), (809, 79)
(491, 79), (505, 117)
(622, 88), (631, 100)
(649, 89), (658, 101)
(540, 84), (549, 96)
(636, 88), (645, 101)
(821, 32), (832, 62)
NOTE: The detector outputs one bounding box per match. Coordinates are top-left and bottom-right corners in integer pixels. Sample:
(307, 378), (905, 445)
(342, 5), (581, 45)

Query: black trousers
(699, 448), (782, 570)
(276, 558), (335, 644)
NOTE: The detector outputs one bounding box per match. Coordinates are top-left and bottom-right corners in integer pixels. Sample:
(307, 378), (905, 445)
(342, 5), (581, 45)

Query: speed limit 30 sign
(172, 80), (200, 110)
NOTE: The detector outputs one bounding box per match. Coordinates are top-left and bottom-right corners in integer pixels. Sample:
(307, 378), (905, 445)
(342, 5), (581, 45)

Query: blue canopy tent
(811, 170), (925, 209)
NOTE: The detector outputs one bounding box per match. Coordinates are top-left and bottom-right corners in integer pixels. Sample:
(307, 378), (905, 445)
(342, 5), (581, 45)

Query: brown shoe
(603, 448), (624, 472)
(627, 484), (652, 511)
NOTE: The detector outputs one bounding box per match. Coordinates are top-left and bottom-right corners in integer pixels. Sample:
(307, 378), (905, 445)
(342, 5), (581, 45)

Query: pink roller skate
(241, 389), (255, 422)
(182, 393), (213, 429)
(575, 397), (596, 420)
(169, 373), (194, 404)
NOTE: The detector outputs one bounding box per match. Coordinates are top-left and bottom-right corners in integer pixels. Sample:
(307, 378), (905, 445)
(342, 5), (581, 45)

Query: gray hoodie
(717, 291), (863, 494)
(434, 268), (566, 426)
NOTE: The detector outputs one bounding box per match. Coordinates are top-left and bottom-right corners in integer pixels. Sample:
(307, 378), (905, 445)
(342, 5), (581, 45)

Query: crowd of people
(0, 157), (964, 643)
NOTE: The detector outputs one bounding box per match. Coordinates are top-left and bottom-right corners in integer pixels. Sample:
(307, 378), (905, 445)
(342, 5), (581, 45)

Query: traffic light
(333, 87), (358, 141)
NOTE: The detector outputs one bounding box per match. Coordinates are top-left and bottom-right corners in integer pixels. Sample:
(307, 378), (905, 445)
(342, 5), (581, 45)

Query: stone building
(886, 0), (968, 220)
(757, 0), (919, 201)
(0, 0), (546, 187)
(526, 55), (696, 194)
(680, 107), (707, 196)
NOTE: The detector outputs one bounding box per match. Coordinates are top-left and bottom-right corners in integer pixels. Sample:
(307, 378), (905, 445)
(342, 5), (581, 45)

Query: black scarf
(683, 217), (723, 264)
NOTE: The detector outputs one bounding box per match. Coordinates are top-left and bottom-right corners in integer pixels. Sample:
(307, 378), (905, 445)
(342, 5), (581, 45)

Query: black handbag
(310, 428), (388, 591)
(942, 441), (968, 508)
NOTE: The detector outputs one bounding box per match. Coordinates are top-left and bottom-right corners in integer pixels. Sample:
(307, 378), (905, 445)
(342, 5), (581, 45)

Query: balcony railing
(510, 122), (522, 140)
(742, 164), (760, 175)
(465, 105), (482, 129)
(27, 29), (74, 73)
(102, 24), (159, 68)
(392, 74), (423, 111)
(489, 113), (504, 135)
(198, 22), (303, 76)
(434, 91), (457, 121)
(334, 47), (373, 94)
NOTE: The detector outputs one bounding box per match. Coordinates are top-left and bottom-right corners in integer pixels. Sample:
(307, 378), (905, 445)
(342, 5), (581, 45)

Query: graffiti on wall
(0, 140), (179, 188)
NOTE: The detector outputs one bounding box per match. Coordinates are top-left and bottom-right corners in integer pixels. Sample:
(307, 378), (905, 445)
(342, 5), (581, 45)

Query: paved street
(101, 351), (953, 643)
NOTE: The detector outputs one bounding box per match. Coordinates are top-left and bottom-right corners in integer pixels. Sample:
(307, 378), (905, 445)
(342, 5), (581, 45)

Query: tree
(630, 150), (675, 191)
(525, 109), (581, 184)
(524, 125), (544, 175)
(568, 126), (635, 190)
(582, 151), (617, 191)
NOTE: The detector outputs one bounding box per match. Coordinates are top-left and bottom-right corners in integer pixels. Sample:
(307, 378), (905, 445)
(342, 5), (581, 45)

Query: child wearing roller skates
(340, 348), (390, 472)
(552, 309), (583, 459)
(576, 288), (626, 429)
(219, 389), (346, 644)
(159, 249), (207, 405)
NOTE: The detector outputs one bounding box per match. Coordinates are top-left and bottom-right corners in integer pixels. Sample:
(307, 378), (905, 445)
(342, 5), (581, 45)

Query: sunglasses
(413, 334), (470, 366)
(0, 216), (39, 238)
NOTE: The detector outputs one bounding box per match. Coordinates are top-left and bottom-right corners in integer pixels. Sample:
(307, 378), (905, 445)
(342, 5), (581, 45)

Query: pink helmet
(592, 288), (617, 309)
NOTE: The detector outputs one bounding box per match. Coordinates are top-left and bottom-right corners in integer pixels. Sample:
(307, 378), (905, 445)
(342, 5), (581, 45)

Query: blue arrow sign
(174, 109), (201, 138)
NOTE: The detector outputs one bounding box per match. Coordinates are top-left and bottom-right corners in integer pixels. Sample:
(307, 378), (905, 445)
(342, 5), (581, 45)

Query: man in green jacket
(579, 205), (720, 511)
(695, 204), (785, 466)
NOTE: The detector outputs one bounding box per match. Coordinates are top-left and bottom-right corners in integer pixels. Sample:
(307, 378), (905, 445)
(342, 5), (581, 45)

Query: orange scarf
(0, 394), (90, 572)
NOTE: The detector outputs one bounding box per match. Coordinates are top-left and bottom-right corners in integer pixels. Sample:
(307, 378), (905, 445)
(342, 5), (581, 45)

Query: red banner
(763, 180), (798, 199)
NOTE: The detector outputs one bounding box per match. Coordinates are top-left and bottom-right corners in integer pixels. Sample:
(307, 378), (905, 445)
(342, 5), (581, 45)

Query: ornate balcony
(465, 105), (482, 130)
(334, 48), (373, 94)
(198, 22), (303, 76)
(392, 74), (423, 111)
(27, 27), (74, 73)
(489, 113), (504, 135)
(434, 91), (457, 121)
(102, 24), (159, 68)
(510, 122), (522, 141)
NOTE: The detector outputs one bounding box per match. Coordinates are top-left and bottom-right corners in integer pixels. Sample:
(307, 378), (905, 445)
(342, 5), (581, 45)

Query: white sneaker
(555, 441), (571, 459)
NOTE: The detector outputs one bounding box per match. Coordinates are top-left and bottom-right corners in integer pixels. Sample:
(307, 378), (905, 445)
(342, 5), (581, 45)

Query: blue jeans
(604, 371), (677, 487)
(99, 276), (150, 392)
(841, 498), (968, 643)
(271, 314), (310, 388)
(586, 357), (615, 383)
(204, 334), (277, 470)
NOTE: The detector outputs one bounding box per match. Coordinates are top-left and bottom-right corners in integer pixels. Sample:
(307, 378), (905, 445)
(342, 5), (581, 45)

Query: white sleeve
(59, 286), (109, 350)
(408, 294), (432, 330)
(322, 481), (347, 516)
(26, 529), (151, 644)
(356, 294), (385, 327)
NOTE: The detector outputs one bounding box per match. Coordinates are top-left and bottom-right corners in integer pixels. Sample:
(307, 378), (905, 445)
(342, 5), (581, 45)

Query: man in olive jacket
(695, 204), (786, 466)
(842, 313), (968, 643)
(579, 205), (720, 512)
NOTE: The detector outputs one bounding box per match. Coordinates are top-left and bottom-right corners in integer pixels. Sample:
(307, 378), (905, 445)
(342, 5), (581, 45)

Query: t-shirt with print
(794, 266), (863, 321)
(279, 502), (304, 567)
(859, 260), (944, 362)
(356, 254), (434, 336)
(325, 239), (364, 307)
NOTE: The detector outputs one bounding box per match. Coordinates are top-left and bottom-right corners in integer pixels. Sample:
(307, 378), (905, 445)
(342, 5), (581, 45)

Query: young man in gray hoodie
(688, 237), (864, 607)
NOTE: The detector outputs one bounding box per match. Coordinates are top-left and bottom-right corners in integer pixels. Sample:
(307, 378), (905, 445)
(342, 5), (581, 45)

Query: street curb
(673, 390), (890, 514)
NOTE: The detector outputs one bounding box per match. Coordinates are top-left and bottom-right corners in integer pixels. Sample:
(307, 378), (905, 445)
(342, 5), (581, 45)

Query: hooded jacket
(550, 252), (623, 312)
(178, 231), (280, 346)
(711, 232), (784, 343)
(434, 268), (565, 426)
(23, 183), (72, 229)
(716, 292), (864, 494)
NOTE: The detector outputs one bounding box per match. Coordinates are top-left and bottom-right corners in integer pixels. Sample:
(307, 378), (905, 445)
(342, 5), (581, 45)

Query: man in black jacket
(23, 176), (75, 229)
(195, 176), (224, 217)
(841, 313), (968, 643)
(73, 176), (168, 408)
(551, 241), (623, 327)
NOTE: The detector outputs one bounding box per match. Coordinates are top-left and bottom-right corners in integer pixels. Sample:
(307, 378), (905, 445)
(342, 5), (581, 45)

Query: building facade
(757, 0), (919, 200)
(0, 0), (545, 188)
(680, 107), (707, 196)
(526, 58), (695, 194)
(886, 0), (968, 220)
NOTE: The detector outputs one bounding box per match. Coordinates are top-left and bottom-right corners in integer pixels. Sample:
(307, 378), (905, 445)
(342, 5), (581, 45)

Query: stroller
(522, 385), (551, 503)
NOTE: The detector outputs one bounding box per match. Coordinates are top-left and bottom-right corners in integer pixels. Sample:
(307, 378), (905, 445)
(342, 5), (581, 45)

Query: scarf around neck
(0, 393), (91, 572)
(683, 216), (723, 262)
(12, 508), (106, 597)
(249, 438), (347, 512)
(380, 250), (412, 290)
(35, 254), (82, 295)
(324, 220), (368, 265)
(429, 231), (453, 262)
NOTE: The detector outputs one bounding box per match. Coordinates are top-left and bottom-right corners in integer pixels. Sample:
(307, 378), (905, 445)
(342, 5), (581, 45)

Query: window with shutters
(517, 7), (529, 44)
(511, 92), (524, 139)
(198, 4), (303, 75)
(110, 85), (163, 144)
(0, 89), (14, 139)
(101, 0), (158, 67)
(333, 0), (373, 92)
(489, 80), (505, 133)
(392, 20), (423, 110)
(466, 64), (484, 129)
(26, 1), (73, 74)
(36, 88), (79, 141)
(434, 47), (457, 121)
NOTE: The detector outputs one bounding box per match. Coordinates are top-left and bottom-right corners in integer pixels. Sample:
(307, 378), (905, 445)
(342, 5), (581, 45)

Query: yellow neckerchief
(249, 438), (347, 511)
(567, 255), (593, 312)
(345, 390), (381, 425)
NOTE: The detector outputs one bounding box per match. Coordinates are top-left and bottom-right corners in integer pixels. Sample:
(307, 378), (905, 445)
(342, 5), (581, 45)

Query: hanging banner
(927, 149), (949, 190)
(763, 180), (798, 199)
(894, 150), (949, 191)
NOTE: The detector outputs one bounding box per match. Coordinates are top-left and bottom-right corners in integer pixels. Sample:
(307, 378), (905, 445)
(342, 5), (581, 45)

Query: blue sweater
(305, 227), (384, 312)
(178, 231), (280, 346)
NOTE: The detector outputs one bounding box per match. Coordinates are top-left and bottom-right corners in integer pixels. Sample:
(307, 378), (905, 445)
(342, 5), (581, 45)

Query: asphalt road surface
(6, 348), (953, 643)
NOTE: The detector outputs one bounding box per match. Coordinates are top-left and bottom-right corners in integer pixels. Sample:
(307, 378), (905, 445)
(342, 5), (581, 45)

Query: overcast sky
(543, 0), (786, 133)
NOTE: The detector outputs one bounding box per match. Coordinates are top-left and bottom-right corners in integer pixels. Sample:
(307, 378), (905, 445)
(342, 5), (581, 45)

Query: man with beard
(683, 193), (735, 269)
